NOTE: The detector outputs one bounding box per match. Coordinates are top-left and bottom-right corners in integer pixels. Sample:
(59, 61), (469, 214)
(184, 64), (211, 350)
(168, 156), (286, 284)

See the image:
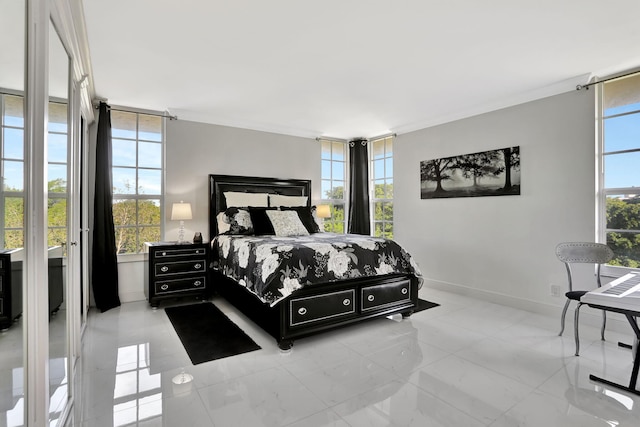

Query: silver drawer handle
(160, 284), (169, 291)
(160, 266), (169, 272)
(401, 288), (408, 295)
(194, 263), (202, 269)
(298, 307), (307, 315)
(367, 295), (375, 302)
(343, 299), (351, 306)
(194, 280), (202, 286)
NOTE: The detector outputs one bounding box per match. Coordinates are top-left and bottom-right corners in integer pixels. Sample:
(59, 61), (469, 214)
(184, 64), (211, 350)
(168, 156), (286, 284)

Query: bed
(208, 174), (423, 350)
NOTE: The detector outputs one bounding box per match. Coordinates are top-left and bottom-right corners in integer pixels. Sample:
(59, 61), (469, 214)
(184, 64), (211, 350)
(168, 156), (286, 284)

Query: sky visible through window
(604, 101), (640, 190)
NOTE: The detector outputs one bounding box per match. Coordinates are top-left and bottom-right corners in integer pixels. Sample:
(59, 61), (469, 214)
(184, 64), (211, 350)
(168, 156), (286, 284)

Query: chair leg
(601, 310), (607, 341)
(559, 299), (571, 336)
(574, 302), (583, 356)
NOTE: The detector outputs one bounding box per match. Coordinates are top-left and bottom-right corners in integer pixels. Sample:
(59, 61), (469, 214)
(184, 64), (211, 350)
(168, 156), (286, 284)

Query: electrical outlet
(550, 284), (562, 297)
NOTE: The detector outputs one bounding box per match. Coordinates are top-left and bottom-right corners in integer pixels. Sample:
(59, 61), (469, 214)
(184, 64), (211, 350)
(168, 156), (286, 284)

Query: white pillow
(266, 210), (309, 237)
(269, 194), (308, 207)
(224, 191), (269, 208)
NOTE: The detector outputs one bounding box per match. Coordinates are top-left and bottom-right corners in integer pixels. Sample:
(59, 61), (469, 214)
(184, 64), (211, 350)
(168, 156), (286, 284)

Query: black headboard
(208, 174), (312, 240)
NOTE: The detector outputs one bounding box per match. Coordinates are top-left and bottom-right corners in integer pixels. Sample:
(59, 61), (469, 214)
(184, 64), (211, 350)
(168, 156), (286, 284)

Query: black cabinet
(0, 250), (23, 330)
(144, 242), (208, 308)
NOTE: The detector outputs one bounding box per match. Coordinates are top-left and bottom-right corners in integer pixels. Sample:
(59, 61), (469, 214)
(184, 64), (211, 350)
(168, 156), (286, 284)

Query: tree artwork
(420, 146), (521, 199)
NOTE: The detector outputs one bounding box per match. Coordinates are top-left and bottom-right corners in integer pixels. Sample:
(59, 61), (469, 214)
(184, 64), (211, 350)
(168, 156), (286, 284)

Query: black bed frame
(208, 174), (418, 350)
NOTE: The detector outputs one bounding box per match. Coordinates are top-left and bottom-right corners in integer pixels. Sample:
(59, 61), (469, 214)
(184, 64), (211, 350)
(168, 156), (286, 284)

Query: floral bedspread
(211, 233), (423, 307)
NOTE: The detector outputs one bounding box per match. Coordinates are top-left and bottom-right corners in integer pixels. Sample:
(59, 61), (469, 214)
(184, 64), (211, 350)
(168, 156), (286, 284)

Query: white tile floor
(70, 288), (640, 426)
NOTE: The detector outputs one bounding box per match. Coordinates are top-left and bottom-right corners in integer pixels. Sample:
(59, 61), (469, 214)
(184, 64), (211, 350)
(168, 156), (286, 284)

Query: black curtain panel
(348, 139), (371, 235)
(91, 102), (121, 312)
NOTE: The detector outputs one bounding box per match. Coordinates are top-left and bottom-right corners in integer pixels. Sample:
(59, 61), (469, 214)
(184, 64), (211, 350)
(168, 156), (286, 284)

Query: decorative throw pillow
(248, 207), (277, 235)
(224, 191), (269, 208)
(216, 207), (254, 235)
(279, 206), (320, 233)
(266, 210), (309, 237)
(268, 194), (308, 207)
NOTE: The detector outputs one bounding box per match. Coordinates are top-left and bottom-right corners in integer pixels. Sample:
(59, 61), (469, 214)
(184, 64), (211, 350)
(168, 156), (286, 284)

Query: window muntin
(370, 136), (394, 239)
(320, 139), (346, 233)
(600, 73), (640, 269)
(111, 110), (163, 254)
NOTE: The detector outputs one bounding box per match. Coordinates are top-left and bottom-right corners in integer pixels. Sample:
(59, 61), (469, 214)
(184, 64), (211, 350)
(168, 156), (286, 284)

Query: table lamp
(171, 201), (192, 244)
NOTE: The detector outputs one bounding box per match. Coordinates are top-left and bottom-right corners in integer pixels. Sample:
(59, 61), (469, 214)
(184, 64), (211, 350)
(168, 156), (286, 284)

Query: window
(111, 110), (164, 254)
(600, 73), (640, 268)
(1, 94), (73, 250)
(48, 101), (68, 250)
(370, 136), (394, 238)
(1, 94), (25, 249)
(320, 139), (347, 233)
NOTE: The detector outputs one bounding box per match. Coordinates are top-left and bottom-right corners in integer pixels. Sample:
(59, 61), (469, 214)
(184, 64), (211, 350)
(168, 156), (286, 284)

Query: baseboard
(422, 278), (632, 335)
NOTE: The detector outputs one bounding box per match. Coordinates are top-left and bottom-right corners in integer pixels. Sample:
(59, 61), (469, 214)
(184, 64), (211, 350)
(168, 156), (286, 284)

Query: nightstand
(143, 242), (208, 308)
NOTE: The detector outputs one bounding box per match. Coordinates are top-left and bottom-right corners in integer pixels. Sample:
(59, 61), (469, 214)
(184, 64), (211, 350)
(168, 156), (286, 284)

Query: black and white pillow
(266, 210), (309, 237)
(216, 207), (254, 235)
(279, 206), (321, 233)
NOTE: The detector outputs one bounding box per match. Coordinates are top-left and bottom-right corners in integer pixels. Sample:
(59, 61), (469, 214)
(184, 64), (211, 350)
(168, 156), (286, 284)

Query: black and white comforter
(211, 233), (423, 306)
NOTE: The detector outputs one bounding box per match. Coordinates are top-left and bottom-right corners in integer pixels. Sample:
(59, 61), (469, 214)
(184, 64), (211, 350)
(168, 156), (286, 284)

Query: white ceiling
(82, 0), (640, 140)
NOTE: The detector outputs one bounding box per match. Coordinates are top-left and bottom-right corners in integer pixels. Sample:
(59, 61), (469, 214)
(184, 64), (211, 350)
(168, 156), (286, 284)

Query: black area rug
(414, 299), (440, 313)
(165, 302), (261, 365)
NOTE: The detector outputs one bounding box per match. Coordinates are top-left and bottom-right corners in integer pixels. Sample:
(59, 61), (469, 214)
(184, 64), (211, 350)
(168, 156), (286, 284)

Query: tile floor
(70, 288), (640, 426)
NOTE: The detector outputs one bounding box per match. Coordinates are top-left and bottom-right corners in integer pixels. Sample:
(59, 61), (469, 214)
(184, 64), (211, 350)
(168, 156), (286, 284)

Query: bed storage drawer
(361, 279), (412, 312)
(155, 276), (206, 295)
(289, 289), (356, 327)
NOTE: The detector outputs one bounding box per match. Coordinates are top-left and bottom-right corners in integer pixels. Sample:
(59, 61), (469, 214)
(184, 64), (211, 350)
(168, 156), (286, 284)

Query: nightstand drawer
(361, 279), (411, 312)
(155, 276), (206, 295)
(154, 247), (207, 258)
(155, 259), (206, 276)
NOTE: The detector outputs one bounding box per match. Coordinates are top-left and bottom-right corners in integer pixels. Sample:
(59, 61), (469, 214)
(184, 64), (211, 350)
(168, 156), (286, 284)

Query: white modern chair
(556, 242), (614, 356)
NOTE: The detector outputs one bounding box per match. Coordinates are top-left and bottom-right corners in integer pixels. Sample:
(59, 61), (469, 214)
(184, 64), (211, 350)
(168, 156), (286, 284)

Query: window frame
(597, 79), (640, 276)
(319, 138), (347, 233)
(1, 92), (26, 249)
(369, 135), (394, 238)
(111, 109), (165, 256)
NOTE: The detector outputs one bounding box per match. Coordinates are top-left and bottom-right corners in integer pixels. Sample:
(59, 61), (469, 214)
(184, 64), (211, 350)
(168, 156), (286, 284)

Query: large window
(320, 139), (347, 233)
(2, 94), (69, 250)
(111, 110), (164, 254)
(48, 101), (68, 250)
(1, 94), (25, 249)
(600, 73), (640, 268)
(370, 136), (394, 238)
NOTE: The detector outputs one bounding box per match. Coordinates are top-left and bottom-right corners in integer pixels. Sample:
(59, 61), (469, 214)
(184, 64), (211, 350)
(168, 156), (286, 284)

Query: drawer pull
(160, 266), (169, 272)
(194, 280), (202, 286)
(298, 307), (307, 315)
(401, 288), (408, 295)
(160, 284), (169, 291)
(367, 295), (375, 302)
(194, 263), (202, 269)
(343, 299), (351, 306)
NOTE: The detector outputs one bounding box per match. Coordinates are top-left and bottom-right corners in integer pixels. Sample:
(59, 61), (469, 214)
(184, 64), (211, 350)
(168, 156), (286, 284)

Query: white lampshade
(316, 204), (331, 219)
(171, 202), (192, 221)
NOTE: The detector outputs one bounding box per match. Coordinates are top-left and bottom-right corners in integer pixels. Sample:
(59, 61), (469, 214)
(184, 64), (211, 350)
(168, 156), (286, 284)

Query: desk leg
(589, 314), (640, 396)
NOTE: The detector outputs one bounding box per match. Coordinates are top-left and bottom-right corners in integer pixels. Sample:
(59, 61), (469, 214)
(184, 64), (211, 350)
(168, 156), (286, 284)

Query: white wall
(395, 90), (600, 318)
(117, 120), (320, 301)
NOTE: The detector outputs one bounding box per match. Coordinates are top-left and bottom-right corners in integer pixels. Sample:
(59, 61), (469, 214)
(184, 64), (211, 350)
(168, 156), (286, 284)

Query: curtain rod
(316, 133), (397, 143)
(93, 102), (177, 120)
(576, 69), (640, 90)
